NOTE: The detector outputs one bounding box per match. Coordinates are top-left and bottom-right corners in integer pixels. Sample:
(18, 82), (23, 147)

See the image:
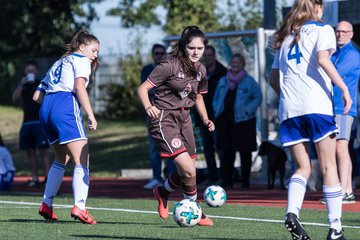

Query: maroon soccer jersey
(147, 57), (208, 109)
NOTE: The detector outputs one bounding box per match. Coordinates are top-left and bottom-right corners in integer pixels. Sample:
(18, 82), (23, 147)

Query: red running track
(9, 176), (360, 213)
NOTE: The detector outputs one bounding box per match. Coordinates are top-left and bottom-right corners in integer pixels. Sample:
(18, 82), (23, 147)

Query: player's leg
(39, 143), (69, 221)
(284, 142), (312, 239)
(313, 114), (345, 239)
(315, 135), (344, 236)
(66, 140), (96, 224)
(179, 118), (213, 226)
(280, 116), (312, 239)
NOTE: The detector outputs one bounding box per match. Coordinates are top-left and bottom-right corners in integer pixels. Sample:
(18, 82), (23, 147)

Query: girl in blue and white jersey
(269, 0), (351, 239)
(33, 30), (99, 225)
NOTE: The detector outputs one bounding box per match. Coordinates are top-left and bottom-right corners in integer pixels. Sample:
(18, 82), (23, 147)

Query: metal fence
(92, 29), (279, 142)
(163, 28), (277, 142)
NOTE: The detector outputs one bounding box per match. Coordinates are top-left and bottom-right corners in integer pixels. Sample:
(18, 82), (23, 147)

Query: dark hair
(170, 26), (208, 78)
(232, 53), (246, 69)
(152, 44), (165, 54)
(25, 60), (38, 69)
(64, 29), (100, 72)
(205, 45), (216, 55)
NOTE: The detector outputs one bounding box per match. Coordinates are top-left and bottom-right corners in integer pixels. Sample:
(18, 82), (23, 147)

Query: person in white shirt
(269, 0), (351, 239)
(33, 30), (99, 225)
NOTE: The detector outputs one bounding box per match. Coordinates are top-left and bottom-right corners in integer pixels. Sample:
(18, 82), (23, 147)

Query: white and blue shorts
(40, 92), (87, 145)
(280, 114), (338, 147)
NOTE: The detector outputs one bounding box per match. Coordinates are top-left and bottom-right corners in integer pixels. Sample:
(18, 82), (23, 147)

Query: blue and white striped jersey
(37, 53), (91, 94)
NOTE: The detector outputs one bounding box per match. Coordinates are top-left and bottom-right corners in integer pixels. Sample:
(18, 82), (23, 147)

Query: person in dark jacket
(199, 45), (227, 184)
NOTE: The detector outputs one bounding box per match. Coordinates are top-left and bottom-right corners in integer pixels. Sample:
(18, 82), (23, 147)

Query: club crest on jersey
(178, 72), (185, 78)
(179, 83), (192, 99)
(196, 71), (202, 81)
(171, 138), (182, 149)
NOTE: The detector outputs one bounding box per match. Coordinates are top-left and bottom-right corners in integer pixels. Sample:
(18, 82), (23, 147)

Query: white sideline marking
(0, 200), (359, 229)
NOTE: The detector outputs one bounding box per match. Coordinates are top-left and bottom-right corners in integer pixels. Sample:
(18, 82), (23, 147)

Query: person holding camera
(12, 60), (51, 187)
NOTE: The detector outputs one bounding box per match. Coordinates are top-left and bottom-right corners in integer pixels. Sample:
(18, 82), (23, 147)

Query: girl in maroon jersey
(137, 26), (214, 226)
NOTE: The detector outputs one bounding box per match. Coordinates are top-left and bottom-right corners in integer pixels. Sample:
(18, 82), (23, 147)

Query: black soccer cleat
(326, 228), (346, 240)
(284, 213), (311, 240)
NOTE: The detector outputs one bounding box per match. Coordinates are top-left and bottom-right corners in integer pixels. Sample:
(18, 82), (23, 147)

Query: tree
(107, 0), (221, 35)
(104, 34), (144, 119)
(105, 54), (143, 119)
(0, 0), (102, 104)
(217, 0), (263, 31)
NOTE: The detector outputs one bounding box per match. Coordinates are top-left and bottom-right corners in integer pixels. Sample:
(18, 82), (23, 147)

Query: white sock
(43, 161), (66, 207)
(183, 193), (197, 201)
(323, 184), (342, 231)
(73, 165), (90, 210)
(286, 174), (307, 218)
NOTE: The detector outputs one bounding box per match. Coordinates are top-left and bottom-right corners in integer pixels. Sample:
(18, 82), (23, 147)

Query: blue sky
(90, 0), (165, 56)
(89, 0), (341, 56)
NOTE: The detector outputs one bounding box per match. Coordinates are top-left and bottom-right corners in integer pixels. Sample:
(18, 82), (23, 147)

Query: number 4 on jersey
(288, 44), (303, 64)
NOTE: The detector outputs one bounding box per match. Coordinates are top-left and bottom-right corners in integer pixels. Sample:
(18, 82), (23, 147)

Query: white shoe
(143, 179), (163, 189)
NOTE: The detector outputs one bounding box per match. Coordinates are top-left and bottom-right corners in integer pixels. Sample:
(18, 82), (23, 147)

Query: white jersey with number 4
(38, 53), (91, 94)
(272, 21), (336, 123)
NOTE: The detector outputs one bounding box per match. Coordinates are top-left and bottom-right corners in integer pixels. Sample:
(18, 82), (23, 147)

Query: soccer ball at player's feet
(203, 185), (227, 207)
(173, 199), (202, 227)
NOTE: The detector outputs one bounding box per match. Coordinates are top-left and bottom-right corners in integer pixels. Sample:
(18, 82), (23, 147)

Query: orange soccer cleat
(153, 186), (169, 219)
(71, 205), (97, 225)
(39, 202), (58, 221)
(197, 213), (214, 226)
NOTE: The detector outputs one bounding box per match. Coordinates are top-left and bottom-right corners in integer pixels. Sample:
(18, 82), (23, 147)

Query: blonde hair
(273, 0), (323, 49)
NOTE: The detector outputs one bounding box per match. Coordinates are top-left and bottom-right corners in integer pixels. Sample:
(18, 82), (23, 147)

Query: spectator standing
(137, 26), (215, 226)
(12, 60), (51, 187)
(213, 53), (262, 189)
(331, 21), (360, 204)
(34, 30), (99, 224)
(269, 0), (351, 239)
(141, 44), (176, 189)
(199, 45), (227, 185)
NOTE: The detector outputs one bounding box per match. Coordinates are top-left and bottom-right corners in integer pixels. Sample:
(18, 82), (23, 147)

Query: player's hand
(204, 119), (215, 132)
(88, 115), (97, 131)
(146, 105), (160, 118)
(342, 89), (352, 115)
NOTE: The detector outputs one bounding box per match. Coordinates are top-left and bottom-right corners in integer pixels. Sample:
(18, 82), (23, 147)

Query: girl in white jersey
(33, 30), (99, 225)
(269, 1), (351, 239)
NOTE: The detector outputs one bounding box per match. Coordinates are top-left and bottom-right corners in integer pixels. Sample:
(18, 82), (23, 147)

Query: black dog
(258, 141), (287, 190)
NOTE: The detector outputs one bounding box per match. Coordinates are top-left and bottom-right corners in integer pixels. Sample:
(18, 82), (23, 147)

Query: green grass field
(1, 106), (360, 239)
(0, 105), (150, 177)
(0, 194), (359, 239)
